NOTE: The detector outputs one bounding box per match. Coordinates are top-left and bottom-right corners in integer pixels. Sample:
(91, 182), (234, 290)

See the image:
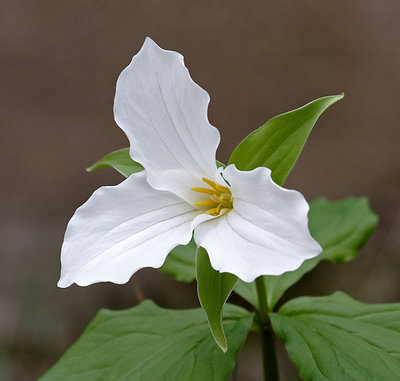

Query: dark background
(1, 1), (399, 380)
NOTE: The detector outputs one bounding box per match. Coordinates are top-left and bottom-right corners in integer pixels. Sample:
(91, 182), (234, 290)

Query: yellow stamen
(204, 207), (220, 215)
(191, 187), (218, 196)
(193, 199), (219, 207)
(219, 199), (232, 208)
(191, 177), (233, 217)
(201, 177), (219, 191)
(215, 184), (231, 193)
(210, 194), (219, 203)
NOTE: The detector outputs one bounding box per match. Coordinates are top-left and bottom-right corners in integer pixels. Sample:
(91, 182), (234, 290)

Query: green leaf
(228, 94), (344, 186)
(270, 292), (400, 381)
(235, 197), (378, 310)
(87, 148), (226, 178)
(87, 148), (143, 177)
(196, 247), (238, 352)
(159, 239), (197, 282)
(40, 301), (253, 381)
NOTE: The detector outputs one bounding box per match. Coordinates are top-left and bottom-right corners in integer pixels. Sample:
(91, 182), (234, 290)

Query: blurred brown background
(1, 1), (399, 380)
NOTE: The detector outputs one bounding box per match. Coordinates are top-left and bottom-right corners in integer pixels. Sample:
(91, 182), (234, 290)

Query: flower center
(191, 177), (233, 216)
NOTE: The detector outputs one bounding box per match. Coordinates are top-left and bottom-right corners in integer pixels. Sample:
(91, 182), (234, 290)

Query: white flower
(58, 38), (321, 288)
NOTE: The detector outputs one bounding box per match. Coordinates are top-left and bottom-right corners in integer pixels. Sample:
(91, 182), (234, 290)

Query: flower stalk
(256, 277), (279, 381)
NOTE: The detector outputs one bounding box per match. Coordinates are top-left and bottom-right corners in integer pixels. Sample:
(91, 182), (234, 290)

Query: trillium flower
(58, 38), (321, 288)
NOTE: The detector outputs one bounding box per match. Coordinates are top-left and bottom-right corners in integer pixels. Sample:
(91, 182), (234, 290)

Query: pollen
(191, 178), (233, 216)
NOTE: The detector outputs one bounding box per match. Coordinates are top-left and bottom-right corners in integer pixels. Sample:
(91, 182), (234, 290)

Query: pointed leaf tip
(228, 94), (344, 186)
(196, 247), (237, 352)
(86, 148), (144, 177)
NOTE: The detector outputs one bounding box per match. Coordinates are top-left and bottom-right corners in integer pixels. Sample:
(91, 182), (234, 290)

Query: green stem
(255, 277), (279, 381)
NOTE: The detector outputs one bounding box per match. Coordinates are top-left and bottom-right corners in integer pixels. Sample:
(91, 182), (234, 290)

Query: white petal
(194, 165), (322, 282)
(114, 37), (220, 204)
(58, 172), (200, 287)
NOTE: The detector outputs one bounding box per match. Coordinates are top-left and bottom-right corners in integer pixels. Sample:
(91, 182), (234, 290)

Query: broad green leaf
(159, 239), (197, 282)
(270, 292), (400, 381)
(40, 301), (253, 381)
(235, 197), (378, 310)
(87, 148), (143, 177)
(196, 247), (238, 352)
(228, 94), (344, 186)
